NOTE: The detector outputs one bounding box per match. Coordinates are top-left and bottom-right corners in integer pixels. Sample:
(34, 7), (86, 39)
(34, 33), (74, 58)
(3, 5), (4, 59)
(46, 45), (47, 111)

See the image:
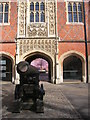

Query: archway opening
(0, 56), (12, 81)
(25, 52), (53, 82)
(63, 56), (82, 81)
(31, 58), (49, 81)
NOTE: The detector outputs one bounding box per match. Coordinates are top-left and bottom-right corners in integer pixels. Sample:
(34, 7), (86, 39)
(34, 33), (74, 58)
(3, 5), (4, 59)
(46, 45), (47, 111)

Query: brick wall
(0, 2), (17, 57)
(57, 1), (89, 59)
(58, 43), (85, 58)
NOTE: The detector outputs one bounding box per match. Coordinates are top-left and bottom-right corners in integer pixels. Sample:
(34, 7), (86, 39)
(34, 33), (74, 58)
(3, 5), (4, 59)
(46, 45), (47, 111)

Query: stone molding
(18, 39), (56, 57)
(48, 0), (56, 36)
(18, 1), (26, 36)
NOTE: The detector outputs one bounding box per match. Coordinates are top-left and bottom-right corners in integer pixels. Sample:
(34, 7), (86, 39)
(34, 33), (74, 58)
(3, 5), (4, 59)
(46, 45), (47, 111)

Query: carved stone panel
(27, 23), (48, 37)
(48, 0), (56, 36)
(18, 39), (56, 56)
(18, 1), (26, 36)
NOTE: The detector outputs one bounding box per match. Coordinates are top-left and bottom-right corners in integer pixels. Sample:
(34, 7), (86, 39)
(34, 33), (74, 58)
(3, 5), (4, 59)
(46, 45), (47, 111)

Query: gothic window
(35, 2), (39, 11)
(30, 2), (45, 23)
(41, 12), (45, 22)
(67, 2), (83, 23)
(0, 4), (3, 23)
(4, 3), (9, 23)
(40, 2), (45, 22)
(35, 12), (39, 22)
(68, 3), (72, 22)
(30, 2), (34, 11)
(78, 3), (82, 22)
(73, 3), (77, 22)
(0, 3), (9, 24)
(30, 12), (34, 22)
(40, 2), (45, 11)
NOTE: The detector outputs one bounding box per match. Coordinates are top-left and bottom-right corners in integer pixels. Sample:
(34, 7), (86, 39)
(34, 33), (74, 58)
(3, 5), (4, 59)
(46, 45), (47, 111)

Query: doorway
(63, 56), (82, 81)
(0, 56), (12, 81)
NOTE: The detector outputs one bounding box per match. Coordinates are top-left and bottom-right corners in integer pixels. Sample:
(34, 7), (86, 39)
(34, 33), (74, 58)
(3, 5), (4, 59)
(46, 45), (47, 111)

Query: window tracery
(30, 1), (45, 23)
(0, 3), (9, 24)
(67, 2), (83, 23)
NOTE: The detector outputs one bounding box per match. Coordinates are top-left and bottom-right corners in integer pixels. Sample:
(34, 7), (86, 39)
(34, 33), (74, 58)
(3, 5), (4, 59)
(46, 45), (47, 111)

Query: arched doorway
(0, 56), (12, 81)
(25, 52), (53, 82)
(63, 56), (82, 81)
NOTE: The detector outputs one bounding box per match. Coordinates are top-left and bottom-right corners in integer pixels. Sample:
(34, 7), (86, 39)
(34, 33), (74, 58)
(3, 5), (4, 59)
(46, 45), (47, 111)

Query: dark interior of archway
(26, 54), (51, 82)
(63, 56), (82, 81)
(0, 56), (12, 81)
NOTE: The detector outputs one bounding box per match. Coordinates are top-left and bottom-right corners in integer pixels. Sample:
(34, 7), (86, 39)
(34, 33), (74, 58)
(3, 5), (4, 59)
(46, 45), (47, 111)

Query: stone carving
(17, 0), (57, 58)
(18, 0), (56, 37)
(27, 23), (48, 37)
(48, 1), (55, 36)
(19, 1), (26, 36)
(18, 39), (56, 56)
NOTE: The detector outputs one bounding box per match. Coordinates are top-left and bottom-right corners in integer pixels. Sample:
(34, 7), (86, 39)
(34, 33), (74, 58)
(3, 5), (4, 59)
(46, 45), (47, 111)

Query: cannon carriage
(14, 61), (45, 113)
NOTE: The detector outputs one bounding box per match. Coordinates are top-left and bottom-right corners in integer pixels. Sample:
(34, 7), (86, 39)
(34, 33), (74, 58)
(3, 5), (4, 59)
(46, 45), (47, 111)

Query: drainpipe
(83, 0), (88, 83)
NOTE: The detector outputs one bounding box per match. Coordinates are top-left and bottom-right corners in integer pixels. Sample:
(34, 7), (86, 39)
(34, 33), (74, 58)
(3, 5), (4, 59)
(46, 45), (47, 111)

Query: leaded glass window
(78, 3), (82, 22)
(30, 12), (34, 22)
(0, 3), (9, 23)
(40, 2), (45, 11)
(68, 3), (72, 22)
(67, 2), (83, 23)
(30, 2), (45, 23)
(35, 2), (39, 11)
(35, 12), (39, 22)
(41, 12), (45, 22)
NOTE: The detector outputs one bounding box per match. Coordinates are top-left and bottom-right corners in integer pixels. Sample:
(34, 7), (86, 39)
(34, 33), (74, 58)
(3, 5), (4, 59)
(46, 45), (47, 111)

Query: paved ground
(0, 81), (89, 119)
(59, 83), (89, 120)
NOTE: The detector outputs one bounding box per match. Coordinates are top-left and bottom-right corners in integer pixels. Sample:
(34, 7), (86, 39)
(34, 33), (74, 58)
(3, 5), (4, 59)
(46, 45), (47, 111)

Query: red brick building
(0, 0), (89, 84)
(0, 1), (17, 82)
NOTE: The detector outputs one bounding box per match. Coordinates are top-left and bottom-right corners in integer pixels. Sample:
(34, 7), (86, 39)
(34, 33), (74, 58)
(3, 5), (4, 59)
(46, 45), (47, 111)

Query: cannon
(14, 61), (45, 113)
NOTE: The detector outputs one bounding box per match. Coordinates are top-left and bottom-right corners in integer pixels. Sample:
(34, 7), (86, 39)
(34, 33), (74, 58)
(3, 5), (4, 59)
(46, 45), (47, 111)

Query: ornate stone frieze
(48, 0), (56, 36)
(18, 39), (56, 56)
(27, 23), (48, 37)
(19, 1), (26, 36)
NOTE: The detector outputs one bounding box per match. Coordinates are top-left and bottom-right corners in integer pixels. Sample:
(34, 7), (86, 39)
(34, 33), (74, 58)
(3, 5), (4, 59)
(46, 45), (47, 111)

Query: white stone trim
(22, 49), (54, 62)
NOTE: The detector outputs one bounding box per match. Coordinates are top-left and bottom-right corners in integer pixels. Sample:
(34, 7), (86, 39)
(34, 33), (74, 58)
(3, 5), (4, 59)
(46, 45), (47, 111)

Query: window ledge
(30, 22), (45, 24)
(0, 23), (10, 26)
(66, 22), (84, 25)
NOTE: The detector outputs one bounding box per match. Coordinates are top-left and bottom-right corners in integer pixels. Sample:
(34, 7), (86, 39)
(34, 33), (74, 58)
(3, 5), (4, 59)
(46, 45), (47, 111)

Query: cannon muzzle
(17, 61), (39, 75)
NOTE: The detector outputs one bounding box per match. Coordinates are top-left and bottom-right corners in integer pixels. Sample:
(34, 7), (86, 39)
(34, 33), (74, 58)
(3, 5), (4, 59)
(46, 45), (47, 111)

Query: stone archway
(59, 51), (86, 83)
(24, 52), (53, 82)
(63, 56), (82, 81)
(0, 53), (14, 82)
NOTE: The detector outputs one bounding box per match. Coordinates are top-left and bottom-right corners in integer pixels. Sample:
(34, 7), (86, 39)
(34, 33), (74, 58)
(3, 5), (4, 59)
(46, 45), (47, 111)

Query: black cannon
(14, 61), (45, 113)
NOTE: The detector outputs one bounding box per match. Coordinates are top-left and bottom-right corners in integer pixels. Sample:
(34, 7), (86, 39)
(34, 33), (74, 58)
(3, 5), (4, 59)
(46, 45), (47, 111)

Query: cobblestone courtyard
(1, 81), (88, 119)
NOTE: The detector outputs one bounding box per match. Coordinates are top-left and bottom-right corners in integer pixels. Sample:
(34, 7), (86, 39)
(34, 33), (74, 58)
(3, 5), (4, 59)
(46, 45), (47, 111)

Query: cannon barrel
(17, 61), (39, 75)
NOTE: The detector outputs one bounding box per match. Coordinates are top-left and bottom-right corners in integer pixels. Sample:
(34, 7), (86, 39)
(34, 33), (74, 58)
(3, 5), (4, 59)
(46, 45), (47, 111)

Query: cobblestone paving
(1, 82), (83, 119)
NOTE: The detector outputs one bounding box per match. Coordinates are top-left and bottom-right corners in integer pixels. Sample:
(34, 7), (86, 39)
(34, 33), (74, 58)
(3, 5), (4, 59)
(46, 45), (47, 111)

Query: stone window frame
(0, 2), (10, 25)
(29, 1), (45, 23)
(66, 2), (83, 24)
